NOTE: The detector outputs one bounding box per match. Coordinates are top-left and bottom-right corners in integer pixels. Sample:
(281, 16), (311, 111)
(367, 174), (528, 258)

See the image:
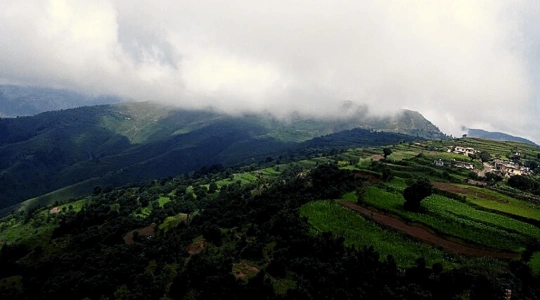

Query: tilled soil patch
(433, 182), (506, 202)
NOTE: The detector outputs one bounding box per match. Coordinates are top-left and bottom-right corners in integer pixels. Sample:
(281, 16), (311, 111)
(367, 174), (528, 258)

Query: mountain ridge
(0, 101), (444, 209)
(468, 128), (538, 147)
(0, 84), (125, 117)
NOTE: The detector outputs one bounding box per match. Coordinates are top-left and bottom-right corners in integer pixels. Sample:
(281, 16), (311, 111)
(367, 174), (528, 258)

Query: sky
(0, 0), (539, 142)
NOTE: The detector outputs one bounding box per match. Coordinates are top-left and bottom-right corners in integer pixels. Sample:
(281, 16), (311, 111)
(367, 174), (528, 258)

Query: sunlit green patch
(158, 196), (171, 207)
(159, 213), (188, 232)
(530, 252), (540, 276)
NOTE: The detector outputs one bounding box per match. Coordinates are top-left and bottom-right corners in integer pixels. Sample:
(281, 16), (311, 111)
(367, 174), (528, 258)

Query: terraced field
(434, 182), (540, 221)
(300, 200), (455, 267)
(352, 186), (537, 252)
(339, 201), (517, 259)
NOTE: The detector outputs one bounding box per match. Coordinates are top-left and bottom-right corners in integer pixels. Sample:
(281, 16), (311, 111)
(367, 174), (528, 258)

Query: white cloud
(0, 0), (538, 142)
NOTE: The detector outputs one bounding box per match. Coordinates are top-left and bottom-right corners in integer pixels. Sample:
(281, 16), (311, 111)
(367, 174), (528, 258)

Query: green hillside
(0, 102), (443, 209)
(1, 137), (539, 299)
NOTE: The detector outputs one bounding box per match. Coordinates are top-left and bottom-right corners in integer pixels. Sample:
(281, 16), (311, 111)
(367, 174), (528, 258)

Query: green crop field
(159, 213), (188, 232)
(300, 200), (455, 268)
(386, 150), (421, 161)
(57, 198), (88, 213)
(455, 185), (540, 221)
(257, 167), (282, 176)
(356, 157), (375, 168)
(530, 252), (540, 276)
(233, 173), (259, 185)
(468, 195), (540, 221)
(383, 177), (409, 191)
(353, 187), (536, 251)
(0, 213), (55, 249)
(424, 195), (540, 239)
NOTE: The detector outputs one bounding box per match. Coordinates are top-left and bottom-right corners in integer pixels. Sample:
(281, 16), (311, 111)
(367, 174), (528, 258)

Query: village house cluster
(492, 159), (531, 177)
(433, 146), (532, 177)
(448, 146), (478, 156)
(433, 159), (474, 170)
(430, 145), (477, 170)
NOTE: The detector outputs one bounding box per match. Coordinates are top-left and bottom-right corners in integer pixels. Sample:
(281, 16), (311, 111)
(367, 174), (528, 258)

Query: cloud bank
(0, 0), (538, 142)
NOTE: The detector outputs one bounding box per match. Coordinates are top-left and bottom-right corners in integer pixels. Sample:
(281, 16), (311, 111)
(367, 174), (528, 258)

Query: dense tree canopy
(0, 161), (538, 299)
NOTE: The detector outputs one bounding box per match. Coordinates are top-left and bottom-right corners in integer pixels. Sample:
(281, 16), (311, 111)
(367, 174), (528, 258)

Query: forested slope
(0, 102), (439, 209)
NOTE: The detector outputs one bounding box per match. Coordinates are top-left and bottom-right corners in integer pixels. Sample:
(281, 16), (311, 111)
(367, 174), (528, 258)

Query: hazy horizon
(1, 1), (539, 143)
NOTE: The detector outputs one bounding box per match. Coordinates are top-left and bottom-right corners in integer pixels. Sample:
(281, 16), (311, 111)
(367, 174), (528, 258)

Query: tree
(403, 178), (432, 212)
(508, 175), (534, 191)
(208, 182), (218, 194)
(356, 181), (368, 204)
(524, 160), (539, 171)
(381, 168), (393, 182)
(484, 172), (502, 183)
(383, 148), (393, 159)
(479, 151), (491, 163)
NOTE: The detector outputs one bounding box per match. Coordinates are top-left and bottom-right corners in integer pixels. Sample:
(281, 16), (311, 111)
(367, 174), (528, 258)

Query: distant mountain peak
(467, 128), (538, 147)
(0, 84), (126, 117)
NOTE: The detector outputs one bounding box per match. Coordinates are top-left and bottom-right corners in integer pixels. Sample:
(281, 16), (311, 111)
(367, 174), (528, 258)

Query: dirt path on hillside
(372, 154), (384, 161)
(476, 162), (493, 177)
(339, 201), (519, 259)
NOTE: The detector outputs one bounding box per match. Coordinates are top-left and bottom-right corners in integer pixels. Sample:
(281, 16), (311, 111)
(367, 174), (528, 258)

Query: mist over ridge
(1, 1), (539, 143)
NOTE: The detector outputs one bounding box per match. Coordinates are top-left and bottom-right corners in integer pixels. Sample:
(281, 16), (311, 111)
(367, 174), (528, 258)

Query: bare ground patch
(433, 182), (507, 203)
(187, 239), (205, 255)
(372, 154), (384, 161)
(233, 261), (260, 280)
(354, 171), (380, 183)
(124, 223), (156, 244)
